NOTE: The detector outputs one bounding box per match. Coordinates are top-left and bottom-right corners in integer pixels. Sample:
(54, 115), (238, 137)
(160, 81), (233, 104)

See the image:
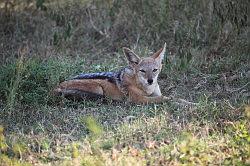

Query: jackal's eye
(153, 69), (158, 72)
(139, 69), (146, 73)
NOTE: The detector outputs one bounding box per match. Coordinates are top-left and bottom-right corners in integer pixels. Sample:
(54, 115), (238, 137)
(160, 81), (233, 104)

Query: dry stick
(226, 82), (249, 93)
(86, 8), (107, 37)
(170, 96), (198, 107)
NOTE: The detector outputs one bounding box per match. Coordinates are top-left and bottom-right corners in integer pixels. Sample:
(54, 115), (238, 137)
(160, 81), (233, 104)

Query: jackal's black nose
(147, 79), (153, 85)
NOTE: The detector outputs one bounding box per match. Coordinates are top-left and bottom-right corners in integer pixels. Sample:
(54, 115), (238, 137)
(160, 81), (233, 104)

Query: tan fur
(54, 43), (169, 104)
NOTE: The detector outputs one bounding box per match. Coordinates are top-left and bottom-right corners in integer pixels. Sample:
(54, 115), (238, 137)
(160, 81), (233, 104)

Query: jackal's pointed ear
(152, 43), (166, 63)
(123, 47), (141, 65)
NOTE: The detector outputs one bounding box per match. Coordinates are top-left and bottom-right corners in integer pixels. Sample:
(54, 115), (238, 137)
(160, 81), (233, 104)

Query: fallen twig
(170, 96), (198, 107)
(226, 82), (249, 93)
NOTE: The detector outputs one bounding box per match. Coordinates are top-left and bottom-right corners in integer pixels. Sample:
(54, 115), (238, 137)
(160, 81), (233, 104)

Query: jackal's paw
(162, 96), (171, 101)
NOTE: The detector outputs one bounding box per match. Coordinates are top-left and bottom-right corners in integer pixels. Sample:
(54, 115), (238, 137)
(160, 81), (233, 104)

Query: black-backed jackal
(54, 43), (169, 104)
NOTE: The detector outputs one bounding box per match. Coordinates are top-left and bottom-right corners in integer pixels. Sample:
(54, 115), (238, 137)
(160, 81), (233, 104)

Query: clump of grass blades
(0, 56), (85, 107)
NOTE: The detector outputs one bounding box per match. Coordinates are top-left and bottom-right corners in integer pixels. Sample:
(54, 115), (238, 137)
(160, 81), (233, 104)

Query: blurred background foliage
(0, 0), (249, 61)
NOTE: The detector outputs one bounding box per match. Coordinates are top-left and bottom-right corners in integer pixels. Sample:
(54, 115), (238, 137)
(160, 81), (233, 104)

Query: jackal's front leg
(134, 95), (170, 104)
(143, 96), (170, 104)
(127, 86), (170, 104)
(129, 92), (170, 104)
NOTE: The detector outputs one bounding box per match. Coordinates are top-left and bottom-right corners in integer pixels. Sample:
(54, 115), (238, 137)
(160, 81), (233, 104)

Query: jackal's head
(123, 43), (166, 88)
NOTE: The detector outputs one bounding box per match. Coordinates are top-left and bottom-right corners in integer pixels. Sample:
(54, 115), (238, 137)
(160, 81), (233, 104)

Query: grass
(0, 0), (249, 165)
(0, 51), (249, 165)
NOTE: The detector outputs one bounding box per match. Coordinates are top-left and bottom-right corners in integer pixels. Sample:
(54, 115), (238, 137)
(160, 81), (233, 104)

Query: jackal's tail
(53, 71), (119, 100)
(53, 88), (104, 101)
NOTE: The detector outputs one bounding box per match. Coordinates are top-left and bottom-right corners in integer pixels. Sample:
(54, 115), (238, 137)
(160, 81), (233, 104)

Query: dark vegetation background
(0, 0), (249, 165)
